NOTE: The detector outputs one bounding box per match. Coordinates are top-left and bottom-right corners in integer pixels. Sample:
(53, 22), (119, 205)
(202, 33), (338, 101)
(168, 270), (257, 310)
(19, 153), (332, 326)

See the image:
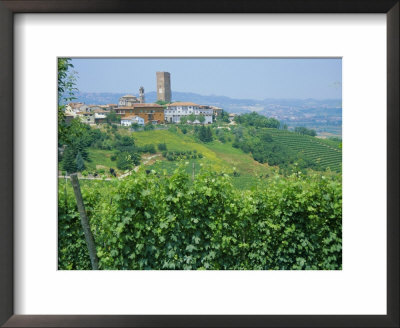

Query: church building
(118, 86), (146, 107)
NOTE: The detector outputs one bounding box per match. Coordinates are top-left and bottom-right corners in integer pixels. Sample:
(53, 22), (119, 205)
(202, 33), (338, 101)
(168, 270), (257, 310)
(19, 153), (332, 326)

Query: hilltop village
(59, 71), (341, 182)
(64, 71), (231, 127)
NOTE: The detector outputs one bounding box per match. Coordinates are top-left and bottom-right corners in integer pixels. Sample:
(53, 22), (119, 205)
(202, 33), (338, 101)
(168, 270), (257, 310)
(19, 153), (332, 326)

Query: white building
(165, 102), (213, 124)
(210, 106), (223, 117)
(66, 102), (86, 113)
(65, 106), (78, 118)
(93, 109), (110, 123)
(121, 115), (145, 127)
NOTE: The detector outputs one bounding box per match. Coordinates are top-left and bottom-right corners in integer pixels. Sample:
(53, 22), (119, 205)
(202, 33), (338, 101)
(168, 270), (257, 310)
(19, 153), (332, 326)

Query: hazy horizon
(75, 89), (342, 102)
(70, 58), (342, 101)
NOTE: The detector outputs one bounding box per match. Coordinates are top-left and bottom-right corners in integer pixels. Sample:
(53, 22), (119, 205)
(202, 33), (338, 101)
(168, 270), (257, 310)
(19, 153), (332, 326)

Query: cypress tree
(74, 139), (89, 160)
(206, 126), (213, 142)
(76, 151), (85, 172)
(62, 146), (77, 174)
(199, 125), (207, 142)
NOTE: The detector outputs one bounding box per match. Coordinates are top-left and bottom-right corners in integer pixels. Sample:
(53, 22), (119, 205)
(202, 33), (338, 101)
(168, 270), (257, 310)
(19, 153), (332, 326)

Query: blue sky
(70, 58), (341, 100)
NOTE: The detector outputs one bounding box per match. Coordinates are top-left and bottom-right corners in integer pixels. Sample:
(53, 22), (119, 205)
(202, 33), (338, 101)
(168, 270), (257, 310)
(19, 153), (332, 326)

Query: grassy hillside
(131, 130), (226, 169)
(131, 129), (275, 189)
(72, 122), (341, 189)
(84, 148), (116, 172)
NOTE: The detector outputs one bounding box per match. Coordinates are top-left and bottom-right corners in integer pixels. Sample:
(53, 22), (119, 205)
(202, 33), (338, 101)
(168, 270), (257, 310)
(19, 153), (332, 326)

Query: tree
(131, 123), (140, 131)
(155, 100), (168, 107)
(62, 146), (77, 174)
(144, 123), (155, 131)
(220, 110), (230, 123)
(205, 126), (213, 142)
(106, 112), (120, 124)
(130, 152), (141, 166)
(58, 58), (78, 141)
(180, 116), (188, 124)
(235, 112), (280, 129)
(294, 126), (317, 136)
(197, 115), (205, 124)
(72, 138), (90, 161)
(259, 131), (273, 143)
(199, 125), (207, 141)
(158, 143), (167, 151)
(116, 152), (133, 170)
(115, 135), (136, 152)
(198, 125), (213, 142)
(76, 151), (85, 172)
(188, 113), (196, 123)
(140, 144), (156, 154)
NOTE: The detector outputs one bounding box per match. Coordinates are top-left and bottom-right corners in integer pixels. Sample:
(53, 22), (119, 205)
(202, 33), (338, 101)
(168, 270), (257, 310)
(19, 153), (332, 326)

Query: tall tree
(58, 58), (78, 142)
(106, 112), (120, 124)
(197, 115), (205, 124)
(199, 125), (207, 141)
(76, 151), (85, 172)
(131, 123), (140, 131)
(62, 146), (77, 174)
(205, 126), (213, 142)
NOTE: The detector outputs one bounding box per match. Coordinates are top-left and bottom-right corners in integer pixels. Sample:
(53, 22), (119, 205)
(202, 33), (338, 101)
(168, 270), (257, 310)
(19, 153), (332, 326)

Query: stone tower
(156, 72), (171, 103)
(139, 86), (145, 103)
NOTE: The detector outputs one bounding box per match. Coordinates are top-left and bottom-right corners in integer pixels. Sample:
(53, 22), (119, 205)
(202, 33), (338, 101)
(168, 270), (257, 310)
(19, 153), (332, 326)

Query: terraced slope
(265, 129), (342, 172)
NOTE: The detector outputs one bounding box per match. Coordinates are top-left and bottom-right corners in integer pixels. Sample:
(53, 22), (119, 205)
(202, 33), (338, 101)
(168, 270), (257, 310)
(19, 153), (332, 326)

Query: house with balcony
(164, 102), (213, 124)
(116, 103), (164, 124)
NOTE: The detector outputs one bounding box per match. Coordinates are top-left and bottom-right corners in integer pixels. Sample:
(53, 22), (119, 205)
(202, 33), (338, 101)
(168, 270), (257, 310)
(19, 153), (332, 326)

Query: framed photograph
(0, 1), (398, 327)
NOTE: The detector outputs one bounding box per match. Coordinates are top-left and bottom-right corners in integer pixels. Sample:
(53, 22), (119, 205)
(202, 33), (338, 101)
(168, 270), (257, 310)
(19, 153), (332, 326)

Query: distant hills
(70, 91), (342, 136)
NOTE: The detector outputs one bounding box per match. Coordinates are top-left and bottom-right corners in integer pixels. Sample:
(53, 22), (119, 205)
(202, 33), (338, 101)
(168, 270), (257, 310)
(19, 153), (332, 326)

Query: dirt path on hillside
(119, 154), (160, 178)
(59, 154), (161, 181)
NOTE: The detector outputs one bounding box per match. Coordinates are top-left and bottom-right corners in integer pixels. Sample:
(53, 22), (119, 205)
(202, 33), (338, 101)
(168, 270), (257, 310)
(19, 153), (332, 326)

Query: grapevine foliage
(58, 169), (342, 270)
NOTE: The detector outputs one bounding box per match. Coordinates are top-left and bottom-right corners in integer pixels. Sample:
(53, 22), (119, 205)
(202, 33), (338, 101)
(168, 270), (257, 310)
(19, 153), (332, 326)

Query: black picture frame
(0, 1), (398, 327)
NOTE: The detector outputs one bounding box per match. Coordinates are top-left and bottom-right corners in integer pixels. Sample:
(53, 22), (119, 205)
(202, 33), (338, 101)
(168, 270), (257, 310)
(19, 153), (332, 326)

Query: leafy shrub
(116, 152), (133, 170)
(59, 170), (342, 270)
(158, 143), (167, 151)
(235, 112), (280, 129)
(162, 151), (203, 162)
(140, 144), (156, 154)
(144, 123), (155, 131)
(294, 126), (317, 136)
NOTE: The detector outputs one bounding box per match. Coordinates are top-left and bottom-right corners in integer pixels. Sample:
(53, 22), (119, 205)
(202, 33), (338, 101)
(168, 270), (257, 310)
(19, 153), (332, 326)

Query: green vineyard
(265, 129), (342, 172)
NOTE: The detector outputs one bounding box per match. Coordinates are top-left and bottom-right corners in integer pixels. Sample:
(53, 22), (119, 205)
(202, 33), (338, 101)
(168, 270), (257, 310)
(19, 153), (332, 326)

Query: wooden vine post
(70, 173), (99, 270)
